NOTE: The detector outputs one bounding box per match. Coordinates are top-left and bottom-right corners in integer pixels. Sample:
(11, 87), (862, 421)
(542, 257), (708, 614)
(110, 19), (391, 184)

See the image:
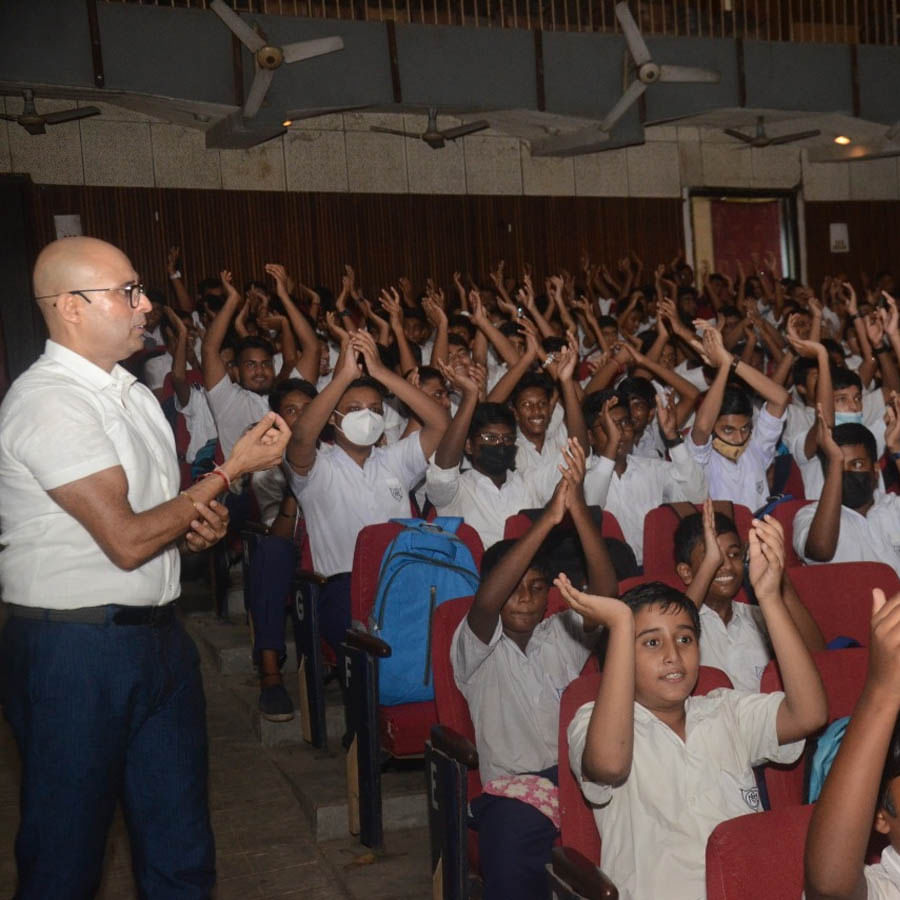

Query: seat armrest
(429, 724), (479, 769)
(550, 847), (618, 900)
(344, 630), (392, 658)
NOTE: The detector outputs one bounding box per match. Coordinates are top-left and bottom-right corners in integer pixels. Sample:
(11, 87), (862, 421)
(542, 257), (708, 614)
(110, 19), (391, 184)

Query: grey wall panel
(744, 41), (853, 113)
(542, 32), (624, 118)
(643, 37), (739, 122)
(396, 25), (536, 110)
(857, 46), (900, 124)
(98, 4), (235, 104)
(0, 0), (95, 87)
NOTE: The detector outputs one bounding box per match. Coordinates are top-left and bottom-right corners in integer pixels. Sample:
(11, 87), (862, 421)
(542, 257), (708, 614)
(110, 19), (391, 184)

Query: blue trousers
(469, 766), (559, 900)
(247, 535), (296, 666)
(0, 610), (215, 900)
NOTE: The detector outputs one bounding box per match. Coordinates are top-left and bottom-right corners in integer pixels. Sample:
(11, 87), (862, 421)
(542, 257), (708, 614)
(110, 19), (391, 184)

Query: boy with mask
(794, 404), (900, 578)
(283, 330), (449, 657)
(425, 356), (574, 549)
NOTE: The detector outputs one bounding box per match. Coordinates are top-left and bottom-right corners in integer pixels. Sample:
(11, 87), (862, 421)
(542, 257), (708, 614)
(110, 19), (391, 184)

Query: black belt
(6, 603), (176, 626)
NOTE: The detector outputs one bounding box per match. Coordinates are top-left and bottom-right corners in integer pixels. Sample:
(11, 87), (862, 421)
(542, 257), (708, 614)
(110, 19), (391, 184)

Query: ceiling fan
(1, 89), (100, 135)
(370, 108), (490, 149)
(600, 1), (720, 133)
(210, 0), (344, 119)
(724, 116), (821, 147)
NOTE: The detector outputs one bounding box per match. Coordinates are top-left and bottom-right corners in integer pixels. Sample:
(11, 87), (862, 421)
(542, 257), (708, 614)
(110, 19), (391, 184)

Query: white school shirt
(452, 612), (596, 785)
(143, 350), (173, 390)
(515, 403), (567, 474)
(698, 603), (770, 693)
(631, 421), (665, 459)
(584, 448), (707, 565)
(568, 689), (803, 900)
(687, 406), (786, 512)
(174, 383), (218, 464)
(0, 340), (180, 609)
(675, 360), (710, 393)
(424, 457), (562, 551)
(793, 493), (900, 578)
(206, 374), (269, 458)
(863, 845), (900, 898)
(284, 434), (426, 577)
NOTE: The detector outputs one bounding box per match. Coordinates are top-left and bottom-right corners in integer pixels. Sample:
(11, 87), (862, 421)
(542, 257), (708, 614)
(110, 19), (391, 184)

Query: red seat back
(787, 562), (898, 647)
(642, 503), (754, 580)
(760, 648), (869, 808)
(781, 457), (807, 502)
(771, 499), (812, 568)
(558, 666), (733, 863)
(350, 520), (484, 624)
(706, 805), (814, 900)
(503, 510), (627, 545)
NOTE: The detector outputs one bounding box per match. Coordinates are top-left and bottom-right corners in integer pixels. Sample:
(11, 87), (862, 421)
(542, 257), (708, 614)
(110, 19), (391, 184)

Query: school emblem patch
(741, 786), (761, 811)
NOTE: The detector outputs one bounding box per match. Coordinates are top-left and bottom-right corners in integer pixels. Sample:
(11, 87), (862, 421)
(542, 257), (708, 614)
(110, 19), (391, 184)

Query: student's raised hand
(600, 396), (622, 461)
(554, 572), (630, 628)
(696, 322), (733, 369)
(468, 289), (486, 325)
(884, 392), (900, 453)
(880, 292), (900, 336)
(167, 245), (181, 275)
(349, 329), (384, 379)
(436, 358), (479, 396)
(423, 296), (447, 328)
(377, 287), (403, 324)
(555, 340), (579, 384)
(334, 334), (363, 382)
(560, 437), (587, 509)
(655, 391), (678, 441)
(865, 312), (885, 348)
(748, 515), (785, 603)
(220, 269), (240, 301)
(324, 310), (349, 345)
(868, 589), (900, 702)
(701, 496), (724, 569)
(815, 403), (842, 462)
(786, 313), (822, 358)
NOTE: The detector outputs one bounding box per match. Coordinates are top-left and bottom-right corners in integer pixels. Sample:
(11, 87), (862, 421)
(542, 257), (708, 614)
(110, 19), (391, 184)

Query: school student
(452, 440), (617, 900)
(805, 588), (900, 900)
(562, 515), (827, 900)
(687, 322), (789, 511)
(674, 500), (823, 692)
(794, 405), (900, 578)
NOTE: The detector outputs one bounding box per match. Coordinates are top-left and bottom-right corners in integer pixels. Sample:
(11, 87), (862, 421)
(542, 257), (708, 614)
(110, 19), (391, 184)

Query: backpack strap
(389, 516), (464, 536)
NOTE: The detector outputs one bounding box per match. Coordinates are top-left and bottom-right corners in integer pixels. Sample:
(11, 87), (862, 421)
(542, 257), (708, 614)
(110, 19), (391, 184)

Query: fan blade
(440, 120), (490, 141)
(615, 2), (651, 67)
(210, 0), (265, 53)
(658, 64), (720, 83)
(43, 107), (101, 125)
(243, 67), (275, 118)
(600, 80), (646, 133)
(768, 129), (821, 145)
(282, 36), (344, 65)
(24, 121), (46, 136)
(370, 126), (421, 139)
(724, 128), (755, 144)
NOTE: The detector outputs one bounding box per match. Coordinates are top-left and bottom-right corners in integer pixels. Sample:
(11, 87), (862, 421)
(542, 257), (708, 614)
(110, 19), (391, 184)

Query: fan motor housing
(256, 45), (284, 69)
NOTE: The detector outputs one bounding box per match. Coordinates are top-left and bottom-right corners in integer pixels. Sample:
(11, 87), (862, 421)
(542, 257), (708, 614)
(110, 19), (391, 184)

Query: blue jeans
(0, 609), (215, 900)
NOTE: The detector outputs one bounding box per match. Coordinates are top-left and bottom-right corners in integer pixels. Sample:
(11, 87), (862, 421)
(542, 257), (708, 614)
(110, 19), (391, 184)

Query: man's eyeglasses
(35, 283), (146, 309)
(476, 432), (517, 446)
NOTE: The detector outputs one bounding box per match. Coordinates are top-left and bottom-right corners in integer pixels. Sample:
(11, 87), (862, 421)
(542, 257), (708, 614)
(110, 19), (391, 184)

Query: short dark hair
(582, 389), (617, 429)
(822, 338), (845, 361)
(719, 385), (753, 418)
(673, 511), (739, 566)
(404, 307), (427, 323)
(597, 315), (618, 331)
(880, 715), (900, 816)
(499, 321), (522, 338)
(449, 314), (476, 341)
(833, 422), (877, 464)
(617, 376), (655, 408)
(342, 375), (387, 399)
(542, 336), (568, 354)
(792, 356), (818, 387)
(448, 332), (470, 349)
(197, 276), (221, 295)
(480, 538), (552, 582)
(468, 402), (516, 440)
(236, 335), (275, 363)
(832, 367), (863, 393)
(417, 365), (444, 385)
(619, 581), (701, 635)
(269, 377), (317, 413)
(511, 371), (554, 405)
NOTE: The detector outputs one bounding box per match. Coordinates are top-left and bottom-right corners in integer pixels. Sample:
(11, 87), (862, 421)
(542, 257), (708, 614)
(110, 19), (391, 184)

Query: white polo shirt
(0, 340), (181, 609)
(569, 689), (803, 900)
(792, 493), (900, 578)
(863, 846), (900, 899)
(206, 374), (269, 458)
(687, 406), (786, 512)
(452, 611), (596, 785)
(698, 602), (770, 692)
(583, 447), (707, 565)
(284, 434), (426, 577)
(425, 456), (562, 551)
(514, 403), (567, 474)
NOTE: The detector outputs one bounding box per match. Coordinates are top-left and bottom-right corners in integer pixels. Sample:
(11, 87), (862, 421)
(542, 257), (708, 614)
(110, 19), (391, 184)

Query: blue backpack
(805, 716), (851, 803)
(370, 517), (480, 706)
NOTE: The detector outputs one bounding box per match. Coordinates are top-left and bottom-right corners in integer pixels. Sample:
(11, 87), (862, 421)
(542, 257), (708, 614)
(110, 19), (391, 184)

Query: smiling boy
(561, 515), (827, 900)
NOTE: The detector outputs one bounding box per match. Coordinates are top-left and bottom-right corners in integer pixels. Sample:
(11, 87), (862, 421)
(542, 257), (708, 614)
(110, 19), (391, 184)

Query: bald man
(0, 237), (290, 899)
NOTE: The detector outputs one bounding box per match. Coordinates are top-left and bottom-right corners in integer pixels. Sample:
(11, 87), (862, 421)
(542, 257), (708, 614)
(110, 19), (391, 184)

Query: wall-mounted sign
(829, 222), (850, 253)
(53, 214), (83, 239)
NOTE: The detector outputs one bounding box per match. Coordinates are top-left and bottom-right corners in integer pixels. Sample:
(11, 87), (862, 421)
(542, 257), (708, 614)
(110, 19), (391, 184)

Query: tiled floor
(0, 618), (353, 900)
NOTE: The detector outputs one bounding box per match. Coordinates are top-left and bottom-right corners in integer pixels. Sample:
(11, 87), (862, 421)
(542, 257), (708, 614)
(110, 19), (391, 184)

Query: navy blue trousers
(0, 610), (215, 900)
(247, 534), (296, 666)
(469, 765), (559, 900)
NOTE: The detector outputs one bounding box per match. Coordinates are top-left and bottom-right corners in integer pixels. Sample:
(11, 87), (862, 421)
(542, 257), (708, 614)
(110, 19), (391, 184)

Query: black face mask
(842, 471), (875, 510)
(474, 444), (517, 476)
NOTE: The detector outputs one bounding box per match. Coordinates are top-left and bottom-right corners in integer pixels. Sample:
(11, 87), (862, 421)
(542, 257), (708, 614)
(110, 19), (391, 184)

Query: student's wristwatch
(662, 433), (684, 449)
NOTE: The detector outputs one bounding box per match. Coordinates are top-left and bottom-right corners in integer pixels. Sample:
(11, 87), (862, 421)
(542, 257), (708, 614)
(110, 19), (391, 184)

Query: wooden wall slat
(25, 185), (686, 302)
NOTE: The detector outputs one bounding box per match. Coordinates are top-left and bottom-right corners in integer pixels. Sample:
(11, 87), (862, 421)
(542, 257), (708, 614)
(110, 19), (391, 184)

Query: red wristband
(202, 468), (230, 493)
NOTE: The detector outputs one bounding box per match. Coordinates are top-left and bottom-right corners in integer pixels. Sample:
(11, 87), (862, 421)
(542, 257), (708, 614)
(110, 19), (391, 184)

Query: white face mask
(336, 409), (385, 446)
